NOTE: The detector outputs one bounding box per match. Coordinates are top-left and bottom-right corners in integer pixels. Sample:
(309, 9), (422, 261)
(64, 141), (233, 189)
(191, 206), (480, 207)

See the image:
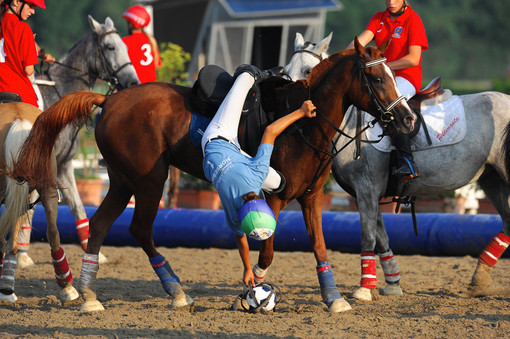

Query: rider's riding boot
(392, 132), (419, 180)
(234, 64), (270, 84)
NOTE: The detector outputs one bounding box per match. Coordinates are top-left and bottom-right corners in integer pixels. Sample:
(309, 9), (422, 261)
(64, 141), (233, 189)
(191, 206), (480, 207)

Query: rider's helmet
(122, 5), (150, 28)
(24, 0), (46, 9)
(237, 199), (277, 241)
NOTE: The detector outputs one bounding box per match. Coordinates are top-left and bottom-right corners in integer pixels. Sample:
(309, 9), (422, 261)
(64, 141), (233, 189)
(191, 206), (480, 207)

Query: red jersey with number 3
(0, 13), (38, 106)
(123, 32), (160, 83)
(366, 6), (428, 92)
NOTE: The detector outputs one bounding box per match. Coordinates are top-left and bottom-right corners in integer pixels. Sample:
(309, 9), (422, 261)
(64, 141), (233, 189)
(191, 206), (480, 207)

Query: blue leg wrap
(316, 261), (342, 307)
(149, 254), (181, 296)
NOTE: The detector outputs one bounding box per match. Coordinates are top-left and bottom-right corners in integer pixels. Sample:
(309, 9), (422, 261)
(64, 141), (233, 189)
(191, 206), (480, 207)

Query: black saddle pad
(0, 92), (22, 103)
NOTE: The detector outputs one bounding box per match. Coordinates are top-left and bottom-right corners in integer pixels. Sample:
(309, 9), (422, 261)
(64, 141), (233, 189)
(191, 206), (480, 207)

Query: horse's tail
(504, 122), (510, 180)
(8, 91), (106, 189)
(0, 119), (32, 240)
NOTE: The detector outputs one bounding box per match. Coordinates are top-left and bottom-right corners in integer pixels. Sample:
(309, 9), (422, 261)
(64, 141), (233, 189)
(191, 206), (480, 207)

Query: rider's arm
(24, 64), (34, 76)
(345, 30), (374, 49)
(386, 45), (422, 71)
(261, 100), (316, 146)
(235, 234), (255, 287)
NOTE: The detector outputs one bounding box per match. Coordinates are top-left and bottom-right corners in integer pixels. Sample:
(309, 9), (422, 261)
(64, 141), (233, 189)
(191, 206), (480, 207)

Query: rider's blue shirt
(203, 139), (273, 235)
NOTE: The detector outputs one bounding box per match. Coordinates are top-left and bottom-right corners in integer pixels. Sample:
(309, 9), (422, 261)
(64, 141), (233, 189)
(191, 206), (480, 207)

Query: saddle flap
(408, 77), (444, 109)
(0, 92), (22, 104)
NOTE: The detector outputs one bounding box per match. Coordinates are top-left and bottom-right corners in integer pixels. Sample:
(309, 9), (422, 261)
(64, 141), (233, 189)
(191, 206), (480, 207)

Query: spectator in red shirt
(347, 0), (428, 179)
(0, 0), (47, 107)
(122, 5), (161, 83)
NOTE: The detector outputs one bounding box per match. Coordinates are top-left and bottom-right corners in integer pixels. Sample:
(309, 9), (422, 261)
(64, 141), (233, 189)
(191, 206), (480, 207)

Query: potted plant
(74, 125), (104, 206)
(177, 172), (221, 209)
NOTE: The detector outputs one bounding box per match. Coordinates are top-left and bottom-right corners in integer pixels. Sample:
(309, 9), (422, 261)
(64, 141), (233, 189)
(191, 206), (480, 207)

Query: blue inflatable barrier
(28, 205), (506, 257)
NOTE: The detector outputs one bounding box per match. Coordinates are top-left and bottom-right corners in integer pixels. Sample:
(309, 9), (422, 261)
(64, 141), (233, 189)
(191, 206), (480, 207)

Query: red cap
(122, 5), (150, 28)
(25, 0), (46, 9)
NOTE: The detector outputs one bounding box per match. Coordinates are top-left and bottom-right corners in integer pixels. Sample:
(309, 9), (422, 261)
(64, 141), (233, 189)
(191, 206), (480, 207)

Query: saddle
(0, 92), (22, 104)
(408, 77), (444, 111)
(190, 65), (283, 155)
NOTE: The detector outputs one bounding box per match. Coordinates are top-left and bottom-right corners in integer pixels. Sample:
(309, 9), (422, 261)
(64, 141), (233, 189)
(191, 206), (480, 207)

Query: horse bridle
(42, 29), (132, 95)
(291, 56), (407, 194)
(95, 30), (133, 91)
(281, 42), (323, 81)
(358, 57), (406, 125)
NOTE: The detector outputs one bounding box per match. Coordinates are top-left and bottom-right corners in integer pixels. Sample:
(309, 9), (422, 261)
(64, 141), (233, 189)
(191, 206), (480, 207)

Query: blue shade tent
(220, 0), (342, 17)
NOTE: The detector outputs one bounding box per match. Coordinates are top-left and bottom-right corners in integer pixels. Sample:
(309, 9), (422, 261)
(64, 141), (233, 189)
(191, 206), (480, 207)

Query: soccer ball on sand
(245, 283), (280, 313)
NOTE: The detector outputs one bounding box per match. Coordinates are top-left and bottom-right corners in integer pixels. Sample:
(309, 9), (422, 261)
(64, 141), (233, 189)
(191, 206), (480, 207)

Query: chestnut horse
(10, 38), (416, 312)
(0, 102), (79, 303)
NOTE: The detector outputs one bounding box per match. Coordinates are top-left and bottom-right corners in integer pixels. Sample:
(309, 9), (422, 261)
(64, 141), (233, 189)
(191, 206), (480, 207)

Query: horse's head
(349, 37), (416, 135)
(88, 15), (140, 90)
(281, 32), (332, 81)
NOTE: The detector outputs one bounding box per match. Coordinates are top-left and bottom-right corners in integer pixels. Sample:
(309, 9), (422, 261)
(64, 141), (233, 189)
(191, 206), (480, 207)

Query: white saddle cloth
(365, 94), (466, 153)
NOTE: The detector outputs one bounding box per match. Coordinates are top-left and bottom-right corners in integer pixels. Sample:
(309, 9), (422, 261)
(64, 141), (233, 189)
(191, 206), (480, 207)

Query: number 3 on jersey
(140, 43), (153, 66)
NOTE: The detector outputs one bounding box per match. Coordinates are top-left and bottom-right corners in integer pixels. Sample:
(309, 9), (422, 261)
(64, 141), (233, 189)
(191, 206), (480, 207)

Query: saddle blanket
(365, 94), (466, 153)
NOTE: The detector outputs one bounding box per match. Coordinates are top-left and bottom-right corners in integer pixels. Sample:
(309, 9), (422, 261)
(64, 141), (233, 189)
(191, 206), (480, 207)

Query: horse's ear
(105, 17), (115, 30)
(378, 39), (391, 54)
(294, 33), (305, 51)
(315, 32), (333, 55)
(88, 15), (101, 32)
(354, 36), (369, 60)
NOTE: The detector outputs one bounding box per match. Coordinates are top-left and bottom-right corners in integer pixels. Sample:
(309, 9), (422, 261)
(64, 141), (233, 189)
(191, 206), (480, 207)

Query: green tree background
(29, 0), (510, 88)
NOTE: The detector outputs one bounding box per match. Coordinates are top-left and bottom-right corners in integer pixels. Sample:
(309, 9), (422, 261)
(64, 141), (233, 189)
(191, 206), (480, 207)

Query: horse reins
(39, 29), (132, 98)
(298, 56), (406, 194)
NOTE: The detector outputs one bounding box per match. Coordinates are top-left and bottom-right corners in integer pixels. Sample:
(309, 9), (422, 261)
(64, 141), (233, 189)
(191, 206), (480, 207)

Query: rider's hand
(243, 268), (255, 287)
(300, 100), (317, 118)
(41, 53), (55, 64)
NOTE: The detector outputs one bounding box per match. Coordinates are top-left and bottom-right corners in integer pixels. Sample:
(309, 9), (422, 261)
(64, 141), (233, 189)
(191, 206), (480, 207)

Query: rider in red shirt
(122, 5), (161, 83)
(0, 0), (47, 107)
(348, 0), (428, 179)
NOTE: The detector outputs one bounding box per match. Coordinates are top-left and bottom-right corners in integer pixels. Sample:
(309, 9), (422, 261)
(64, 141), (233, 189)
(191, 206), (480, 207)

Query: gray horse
(18, 16), (139, 267)
(284, 33), (510, 301)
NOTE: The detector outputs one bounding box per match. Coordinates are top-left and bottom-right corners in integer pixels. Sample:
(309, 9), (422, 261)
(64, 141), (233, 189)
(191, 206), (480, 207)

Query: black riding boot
(392, 132), (419, 179)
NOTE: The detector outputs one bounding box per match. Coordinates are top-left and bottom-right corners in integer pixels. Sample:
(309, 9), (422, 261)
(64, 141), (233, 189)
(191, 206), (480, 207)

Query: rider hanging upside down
(201, 64), (316, 287)
(347, 0), (428, 180)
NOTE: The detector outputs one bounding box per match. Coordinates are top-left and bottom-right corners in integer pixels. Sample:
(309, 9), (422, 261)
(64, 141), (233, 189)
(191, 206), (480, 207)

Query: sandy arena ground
(1, 243), (509, 338)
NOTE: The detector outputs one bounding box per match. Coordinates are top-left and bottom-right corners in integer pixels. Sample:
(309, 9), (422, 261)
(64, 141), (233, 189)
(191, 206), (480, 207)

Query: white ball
(246, 284), (277, 312)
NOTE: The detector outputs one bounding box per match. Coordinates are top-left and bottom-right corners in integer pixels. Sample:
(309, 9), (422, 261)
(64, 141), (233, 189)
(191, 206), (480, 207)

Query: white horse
(17, 16), (140, 268)
(284, 33), (510, 301)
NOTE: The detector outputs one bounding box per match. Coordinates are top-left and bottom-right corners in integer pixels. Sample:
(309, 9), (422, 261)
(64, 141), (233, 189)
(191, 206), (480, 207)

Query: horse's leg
(0, 238), (18, 303)
(300, 192), (352, 313)
(374, 211), (402, 297)
(16, 205), (35, 269)
(57, 163), (108, 264)
(351, 193), (381, 302)
(131, 179), (193, 310)
(165, 166), (181, 208)
(39, 183), (80, 303)
(79, 173), (132, 312)
(470, 172), (510, 290)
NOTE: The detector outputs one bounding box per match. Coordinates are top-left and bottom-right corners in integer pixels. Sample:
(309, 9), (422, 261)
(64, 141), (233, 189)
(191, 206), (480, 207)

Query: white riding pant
(201, 73), (281, 191)
(395, 76), (416, 99)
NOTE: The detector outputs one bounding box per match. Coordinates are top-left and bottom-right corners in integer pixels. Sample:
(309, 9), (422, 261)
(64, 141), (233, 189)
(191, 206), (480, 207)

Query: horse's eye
(304, 68), (311, 76)
(374, 77), (382, 84)
(106, 44), (115, 51)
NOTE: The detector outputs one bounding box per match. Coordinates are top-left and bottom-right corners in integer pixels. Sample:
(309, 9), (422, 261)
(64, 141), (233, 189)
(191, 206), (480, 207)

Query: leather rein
(290, 56), (406, 194)
(39, 30), (132, 97)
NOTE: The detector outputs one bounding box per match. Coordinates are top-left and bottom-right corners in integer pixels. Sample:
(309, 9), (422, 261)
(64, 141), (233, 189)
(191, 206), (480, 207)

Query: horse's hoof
(232, 294), (248, 311)
(328, 298), (352, 313)
(351, 287), (372, 301)
(470, 261), (492, 288)
(381, 284), (403, 297)
(80, 299), (105, 312)
(17, 252), (35, 269)
(59, 285), (80, 303)
(0, 292), (18, 303)
(170, 293), (194, 311)
(98, 252), (108, 264)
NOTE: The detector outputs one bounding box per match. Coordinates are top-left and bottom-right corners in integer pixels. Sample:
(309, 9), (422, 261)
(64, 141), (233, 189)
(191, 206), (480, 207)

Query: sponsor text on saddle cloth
(365, 92), (466, 152)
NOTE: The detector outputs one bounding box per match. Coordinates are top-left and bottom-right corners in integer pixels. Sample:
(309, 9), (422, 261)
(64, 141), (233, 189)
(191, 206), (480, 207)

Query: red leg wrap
(75, 218), (89, 252)
(51, 247), (73, 288)
(479, 232), (510, 267)
(17, 225), (32, 252)
(360, 252), (377, 289)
